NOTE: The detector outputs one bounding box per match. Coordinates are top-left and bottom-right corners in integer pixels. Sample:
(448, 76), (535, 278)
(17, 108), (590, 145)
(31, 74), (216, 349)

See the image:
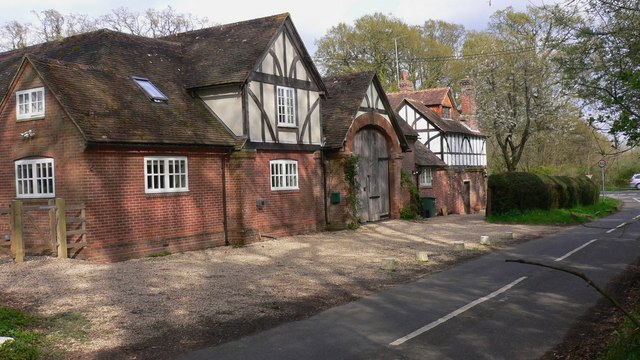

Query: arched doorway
(353, 127), (389, 222)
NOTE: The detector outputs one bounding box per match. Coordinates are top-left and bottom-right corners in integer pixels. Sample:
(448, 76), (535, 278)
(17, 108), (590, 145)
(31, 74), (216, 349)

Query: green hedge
(488, 172), (599, 214)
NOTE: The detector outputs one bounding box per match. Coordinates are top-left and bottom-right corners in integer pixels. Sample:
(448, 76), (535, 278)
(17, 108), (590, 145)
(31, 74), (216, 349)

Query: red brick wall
(323, 153), (351, 230)
(1, 62), (229, 262)
(226, 149), (325, 244)
(0, 62), (88, 253)
(419, 168), (486, 215)
(81, 149), (227, 262)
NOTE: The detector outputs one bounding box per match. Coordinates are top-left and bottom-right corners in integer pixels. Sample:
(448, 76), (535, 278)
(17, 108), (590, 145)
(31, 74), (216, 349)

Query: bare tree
(0, 21), (31, 50)
(32, 9), (65, 42)
(99, 7), (146, 36)
(144, 6), (211, 38)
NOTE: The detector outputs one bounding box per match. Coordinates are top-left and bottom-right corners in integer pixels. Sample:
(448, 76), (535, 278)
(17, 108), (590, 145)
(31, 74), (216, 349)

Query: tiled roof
(163, 13), (289, 89)
(414, 141), (446, 167)
(388, 87), (450, 106)
(322, 71), (376, 149)
(321, 71), (408, 151)
(397, 116), (418, 138)
(30, 56), (237, 146)
(0, 14), (308, 147)
(388, 95), (482, 136)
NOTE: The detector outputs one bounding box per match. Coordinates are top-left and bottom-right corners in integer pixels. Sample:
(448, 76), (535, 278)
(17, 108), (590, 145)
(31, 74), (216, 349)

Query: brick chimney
(459, 78), (478, 130)
(399, 70), (414, 92)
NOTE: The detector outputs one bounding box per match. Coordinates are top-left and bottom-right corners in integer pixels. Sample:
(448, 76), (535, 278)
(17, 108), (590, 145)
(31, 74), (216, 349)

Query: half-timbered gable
(246, 23), (323, 146)
(389, 97), (486, 168)
(174, 14), (325, 147)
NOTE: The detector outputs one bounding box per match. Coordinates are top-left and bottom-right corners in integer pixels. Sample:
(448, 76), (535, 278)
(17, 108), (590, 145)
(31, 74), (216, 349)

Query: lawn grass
(0, 306), (41, 360)
(0, 306), (90, 360)
(486, 197), (620, 225)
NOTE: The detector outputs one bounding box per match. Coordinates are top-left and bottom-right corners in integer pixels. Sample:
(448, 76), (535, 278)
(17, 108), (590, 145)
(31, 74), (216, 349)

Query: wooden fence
(7, 198), (86, 263)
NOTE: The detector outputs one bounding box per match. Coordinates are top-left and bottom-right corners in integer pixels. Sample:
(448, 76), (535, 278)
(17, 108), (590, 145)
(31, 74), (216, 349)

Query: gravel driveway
(0, 213), (565, 359)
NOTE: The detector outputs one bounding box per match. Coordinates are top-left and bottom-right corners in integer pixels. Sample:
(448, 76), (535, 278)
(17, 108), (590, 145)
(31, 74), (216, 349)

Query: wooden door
(463, 181), (471, 214)
(353, 128), (389, 222)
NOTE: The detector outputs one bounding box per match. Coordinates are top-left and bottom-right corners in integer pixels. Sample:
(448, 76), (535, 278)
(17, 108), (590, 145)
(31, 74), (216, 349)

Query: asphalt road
(178, 191), (640, 360)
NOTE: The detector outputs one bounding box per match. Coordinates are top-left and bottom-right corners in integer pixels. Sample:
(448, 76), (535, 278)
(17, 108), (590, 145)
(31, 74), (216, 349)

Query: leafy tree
(552, 0), (640, 148)
(314, 13), (463, 90)
(465, 6), (568, 172)
(314, 13), (411, 89)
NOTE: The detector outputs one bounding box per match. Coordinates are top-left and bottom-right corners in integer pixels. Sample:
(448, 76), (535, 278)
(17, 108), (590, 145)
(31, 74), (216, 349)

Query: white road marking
(634, 214), (640, 220)
(555, 239), (598, 262)
(389, 277), (528, 346)
(606, 222), (627, 233)
(633, 198), (640, 203)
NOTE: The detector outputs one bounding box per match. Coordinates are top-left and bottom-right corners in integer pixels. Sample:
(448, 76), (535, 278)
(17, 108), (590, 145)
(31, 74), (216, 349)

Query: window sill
(17, 115), (45, 122)
(145, 190), (190, 196)
(270, 188), (299, 192)
(277, 124), (298, 129)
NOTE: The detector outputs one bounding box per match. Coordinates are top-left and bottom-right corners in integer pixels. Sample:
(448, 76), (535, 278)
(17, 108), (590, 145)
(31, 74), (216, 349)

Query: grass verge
(486, 197), (620, 225)
(600, 311), (640, 359)
(0, 306), (90, 359)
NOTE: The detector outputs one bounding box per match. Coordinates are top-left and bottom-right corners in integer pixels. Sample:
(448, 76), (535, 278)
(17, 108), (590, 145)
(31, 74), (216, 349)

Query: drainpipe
(321, 150), (328, 226)
(222, 147), (232, 246)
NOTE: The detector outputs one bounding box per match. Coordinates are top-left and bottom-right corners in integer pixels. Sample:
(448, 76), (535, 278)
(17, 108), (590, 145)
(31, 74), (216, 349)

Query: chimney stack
(399, 70), (414, 92)
(459, 78), (478, 130)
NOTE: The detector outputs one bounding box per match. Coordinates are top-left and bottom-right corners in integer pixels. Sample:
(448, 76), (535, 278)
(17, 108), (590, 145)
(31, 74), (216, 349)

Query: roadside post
(598, 159), (606, 200)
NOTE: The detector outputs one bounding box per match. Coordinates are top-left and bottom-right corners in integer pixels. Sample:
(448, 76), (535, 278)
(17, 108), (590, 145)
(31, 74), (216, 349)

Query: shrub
(489, 172), (599, 215)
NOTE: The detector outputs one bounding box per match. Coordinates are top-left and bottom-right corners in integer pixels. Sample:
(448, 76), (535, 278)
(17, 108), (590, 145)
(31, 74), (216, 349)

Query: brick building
(0, 13), (418, 262)
(0, 14), (329, 261)
(389, 72), (488, 215)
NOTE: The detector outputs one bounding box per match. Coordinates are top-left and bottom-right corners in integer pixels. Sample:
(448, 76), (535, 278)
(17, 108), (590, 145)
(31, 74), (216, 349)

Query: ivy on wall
(343, 155), (360, 229)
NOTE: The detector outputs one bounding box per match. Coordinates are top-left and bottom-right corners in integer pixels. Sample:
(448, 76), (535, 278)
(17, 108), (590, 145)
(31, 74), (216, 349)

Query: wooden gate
(6, 198), (86, 262)
(353, 127), (390, 222)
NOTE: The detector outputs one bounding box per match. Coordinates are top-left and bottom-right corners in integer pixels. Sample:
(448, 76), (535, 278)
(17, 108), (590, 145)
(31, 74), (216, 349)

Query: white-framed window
(15, 158), (55, 198)
(419, 167), (433, 187)
(16, 87), (45, 120)
(144, 156), (188, 193)
(270, 160), (298, 190)
(276, 86), (296, 126)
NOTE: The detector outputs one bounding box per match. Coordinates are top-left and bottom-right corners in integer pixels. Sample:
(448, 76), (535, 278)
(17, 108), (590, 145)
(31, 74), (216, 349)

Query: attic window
(133, 77), (168, 102)
(442, 107), (452, 119)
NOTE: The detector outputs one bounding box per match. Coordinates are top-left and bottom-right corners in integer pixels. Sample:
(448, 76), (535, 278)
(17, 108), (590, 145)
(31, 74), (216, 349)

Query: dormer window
(133, 77), (168, 103)
(16, 87), (45, 120)
(442, 106), (451, 119)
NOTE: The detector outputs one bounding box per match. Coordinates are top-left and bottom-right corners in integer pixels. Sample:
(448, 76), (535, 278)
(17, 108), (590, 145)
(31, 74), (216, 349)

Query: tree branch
(505, 258), (640, 328)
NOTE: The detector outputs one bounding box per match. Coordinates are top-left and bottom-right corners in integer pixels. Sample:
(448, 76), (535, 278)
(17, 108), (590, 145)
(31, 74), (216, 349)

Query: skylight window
(132, 76), (168, 102)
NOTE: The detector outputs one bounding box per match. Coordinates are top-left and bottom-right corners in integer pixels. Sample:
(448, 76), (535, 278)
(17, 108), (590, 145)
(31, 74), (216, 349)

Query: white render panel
(309, 92), (322, 144)
(279, 131), (297, 143)
(199, 88), (243, 137)
(262, 52), (275, 74)
(248, 81), (275, 143)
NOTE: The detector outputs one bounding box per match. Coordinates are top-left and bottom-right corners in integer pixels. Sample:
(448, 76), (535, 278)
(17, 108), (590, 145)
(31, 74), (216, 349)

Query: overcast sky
(2, 0), (561, 54)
